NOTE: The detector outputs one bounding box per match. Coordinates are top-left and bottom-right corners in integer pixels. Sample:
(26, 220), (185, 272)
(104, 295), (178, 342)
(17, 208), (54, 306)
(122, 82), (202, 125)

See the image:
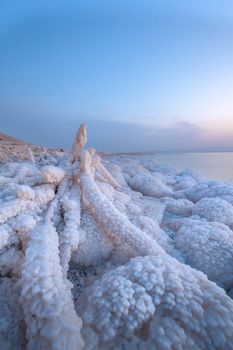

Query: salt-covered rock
(41, 166), (65, 184)
(129, 174), (173, 198)
(0, 278), (26, 349)
(80, 255), (233, 350)
(175, 220), (233, 289)
(0, 225), (10, 250)
(186, 180), (233, 203)
(0, 247), (23, 276)
(14, 214), (36, 250)
(165, 198), (194, 216)
(16, 185), (35, 200)
(0, 175), (9, 185)
(193, 197), (233, 227)
(14, 214), (36, 233)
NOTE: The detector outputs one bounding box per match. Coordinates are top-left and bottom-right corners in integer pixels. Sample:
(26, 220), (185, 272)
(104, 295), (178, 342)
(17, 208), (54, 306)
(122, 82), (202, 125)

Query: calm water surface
(152, 152), (233, 183)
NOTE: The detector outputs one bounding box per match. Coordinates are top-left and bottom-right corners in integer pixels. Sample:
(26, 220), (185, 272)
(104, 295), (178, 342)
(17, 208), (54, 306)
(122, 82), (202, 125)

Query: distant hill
(0, 132), (26, 144)
(0, 131), (63, 162)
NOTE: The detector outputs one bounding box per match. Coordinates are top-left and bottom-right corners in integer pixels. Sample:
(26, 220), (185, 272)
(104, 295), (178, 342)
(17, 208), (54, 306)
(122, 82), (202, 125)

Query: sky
(1, 0), (233, 152)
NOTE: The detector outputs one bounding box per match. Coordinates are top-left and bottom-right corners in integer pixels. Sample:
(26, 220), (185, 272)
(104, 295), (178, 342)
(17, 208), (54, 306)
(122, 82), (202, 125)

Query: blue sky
(1, 0), (233, 151)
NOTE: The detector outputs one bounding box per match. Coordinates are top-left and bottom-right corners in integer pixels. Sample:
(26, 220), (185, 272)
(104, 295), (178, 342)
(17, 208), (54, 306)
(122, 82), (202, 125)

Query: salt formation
(129, 173), (173, 197)
(80, 150), (164, 258)
(70, 123), (87, 163)
(16, 185), (35, 200)
(93, 155), (119, 188)
(20, 223), (83, 350)
(175, 220), (233, 289)
(193, 197), (233, 227)
(27, 146), (36, 165)
(0, 225), (9, 249)
(164, 198), (194, 217)
(1, 124), (233, 349)
(41, 165), (65, 184)
(59, 186), (81, 274)
(80, 255), (233, 350)
(14, 214), (37, 251)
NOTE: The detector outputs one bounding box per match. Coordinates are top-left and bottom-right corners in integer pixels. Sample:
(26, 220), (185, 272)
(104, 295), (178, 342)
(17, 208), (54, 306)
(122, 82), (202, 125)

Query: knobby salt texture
(1, 126), (233, 350)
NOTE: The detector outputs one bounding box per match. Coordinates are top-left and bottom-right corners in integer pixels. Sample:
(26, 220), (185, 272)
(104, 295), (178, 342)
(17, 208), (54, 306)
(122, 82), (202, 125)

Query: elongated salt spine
(94, 155), (119, 188)
(27, 146), (36, 165)
(59, 185), (81, 275)
(70, 124), (87, 163)
(20, 222), (84, 350)
(80, 151), (164, 257)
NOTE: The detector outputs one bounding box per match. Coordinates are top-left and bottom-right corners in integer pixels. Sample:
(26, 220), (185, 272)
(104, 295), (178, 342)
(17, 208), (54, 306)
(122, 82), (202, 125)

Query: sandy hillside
(0, 131), (64, 162)
(0, 132), (26, 144)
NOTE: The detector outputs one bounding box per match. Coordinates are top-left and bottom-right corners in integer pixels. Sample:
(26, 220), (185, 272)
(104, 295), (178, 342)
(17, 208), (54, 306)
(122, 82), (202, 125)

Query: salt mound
(129, 174), (173, 197)
(80, 255), (233, 350)
(193, 197), (233, 227)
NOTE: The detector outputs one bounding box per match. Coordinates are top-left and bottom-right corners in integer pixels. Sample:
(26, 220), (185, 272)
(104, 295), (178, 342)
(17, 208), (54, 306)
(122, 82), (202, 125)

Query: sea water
(152, 152), (233, 183)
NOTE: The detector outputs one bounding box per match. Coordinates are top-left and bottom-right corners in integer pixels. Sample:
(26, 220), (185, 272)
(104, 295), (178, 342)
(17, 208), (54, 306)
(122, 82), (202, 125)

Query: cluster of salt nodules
(175, 219), (233, 289)
(0, 184), (55, 225)
(41, 165), (65, 184)
(0, 225), (10, 249)
(2, 124), (233, 349)
(79, 255), (233, 350)
(16, 185), (35, 200)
